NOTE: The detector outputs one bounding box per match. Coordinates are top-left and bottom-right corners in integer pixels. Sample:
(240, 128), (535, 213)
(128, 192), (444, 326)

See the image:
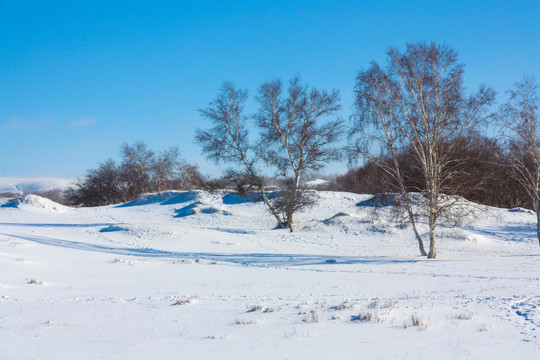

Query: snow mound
(357, 193), (402, 207)
(436, 228), (491, 244)
(119, 189), (274, 207)
(1, 194), (66, 211)
(508, 207), (535, 215)
(222, 192), (263, 204)
(121, 190), (201, 206)
(100, 225), (131, 232)
(174, 201), (230, 217)
(303, 211), (396, 234)
(323, 212), (369, 225)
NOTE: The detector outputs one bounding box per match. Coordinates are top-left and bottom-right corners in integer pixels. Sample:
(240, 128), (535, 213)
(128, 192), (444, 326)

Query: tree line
(65, 42), (539, 257)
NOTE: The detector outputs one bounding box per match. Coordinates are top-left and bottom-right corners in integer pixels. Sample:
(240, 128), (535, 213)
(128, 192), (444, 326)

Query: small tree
(351, 42), (495, 258)
(256, 77), (344, 231)
(499, 75), (540, 246)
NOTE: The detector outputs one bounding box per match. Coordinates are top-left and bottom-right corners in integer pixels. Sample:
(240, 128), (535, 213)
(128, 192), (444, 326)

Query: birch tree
(499, 76), (540, 246)
(352, 42), (495, 258)
(351, 63), (427, 256)
(256, 77), (344, 231)
(195, 82), (286, 227)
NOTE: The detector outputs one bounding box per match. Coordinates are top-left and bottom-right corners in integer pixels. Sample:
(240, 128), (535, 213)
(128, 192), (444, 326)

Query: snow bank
(508, 207), (535, 215)
(174, 201), (230, 217)
(122, 190), (261, 216)
(120, 190), (201, 206)
(1, 194), (66, 211)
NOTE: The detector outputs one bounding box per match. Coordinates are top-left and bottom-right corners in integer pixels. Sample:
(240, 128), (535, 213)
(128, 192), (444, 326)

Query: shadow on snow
(2, 232), (422, 267)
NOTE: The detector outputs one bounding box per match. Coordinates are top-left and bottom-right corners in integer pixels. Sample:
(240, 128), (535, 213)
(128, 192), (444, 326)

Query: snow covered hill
(0, 190), (538, 359)
(0, 177), (75, 194)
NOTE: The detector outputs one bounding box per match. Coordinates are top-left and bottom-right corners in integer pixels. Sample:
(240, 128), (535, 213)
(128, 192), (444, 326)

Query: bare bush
(65, 142), (202, 206)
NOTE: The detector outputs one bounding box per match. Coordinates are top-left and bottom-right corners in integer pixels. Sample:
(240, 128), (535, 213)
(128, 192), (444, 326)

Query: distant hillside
(0, 177), (75, 195)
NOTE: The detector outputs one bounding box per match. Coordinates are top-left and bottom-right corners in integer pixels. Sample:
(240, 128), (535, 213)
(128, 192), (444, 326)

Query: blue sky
(1, 0), (539, 178)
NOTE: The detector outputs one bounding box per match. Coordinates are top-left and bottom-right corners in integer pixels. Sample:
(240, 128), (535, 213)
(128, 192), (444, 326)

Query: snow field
(0, 191), (538, 359)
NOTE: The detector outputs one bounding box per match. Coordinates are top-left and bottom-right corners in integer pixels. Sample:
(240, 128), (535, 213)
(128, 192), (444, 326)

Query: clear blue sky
(1, 0), (539, 178)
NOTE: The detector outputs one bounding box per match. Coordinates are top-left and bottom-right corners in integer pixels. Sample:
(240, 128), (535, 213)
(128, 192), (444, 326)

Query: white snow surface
(0, 177), (75, 194)
(0, 190), (538, 359)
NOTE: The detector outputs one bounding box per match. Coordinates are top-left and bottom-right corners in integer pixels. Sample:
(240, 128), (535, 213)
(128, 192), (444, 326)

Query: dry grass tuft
(351, 312), (373, 322)
(246, 304), (263, 312)
(303, 310), (320, 323)
(331, 301), (357, 311)
(26, 278), (43, 285)
(234, 318), (257, 325)
(454, 313), (475, 320)
(172, 298), (193, 306)
(411, 315), (422, 327)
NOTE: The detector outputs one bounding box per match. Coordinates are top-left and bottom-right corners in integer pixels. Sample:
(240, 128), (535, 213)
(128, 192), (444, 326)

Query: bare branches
(197, 82), (252, 167)
(256, 76), (344, 231)
(196, 82), (286, 227)
(197, 77), (344, 231)
(256, 77), (343, 183)
(351, 42), (495, 258)
(499, 76), (540, 246)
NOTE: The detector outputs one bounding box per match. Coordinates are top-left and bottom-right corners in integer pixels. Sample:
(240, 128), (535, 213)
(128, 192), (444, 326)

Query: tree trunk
(535, 194), (540, 247)
(400, 190), (427, 256)
(287, 213), (294, 232)
(408, 210), (427, 256)
(427, 215), (437, 259)
(258, 184), (286, 228)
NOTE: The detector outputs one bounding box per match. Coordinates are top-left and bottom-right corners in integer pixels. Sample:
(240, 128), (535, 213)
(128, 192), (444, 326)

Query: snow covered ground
(0, 190), (538, 359)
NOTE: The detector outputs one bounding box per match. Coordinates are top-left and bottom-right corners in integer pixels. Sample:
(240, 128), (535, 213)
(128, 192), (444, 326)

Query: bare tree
(119, 141), (155, 199)
(499, 75), (540, 246)
(174, 163), (206, 190)
(196, 79), (343, 231)
(351, 63), (427, 256)
(152, 146), (182, 191)
(65, 159), (126, 206)
(195, 82), (286, 227)
(256, 77), (344, 231)
(352, 42), (495, 258)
